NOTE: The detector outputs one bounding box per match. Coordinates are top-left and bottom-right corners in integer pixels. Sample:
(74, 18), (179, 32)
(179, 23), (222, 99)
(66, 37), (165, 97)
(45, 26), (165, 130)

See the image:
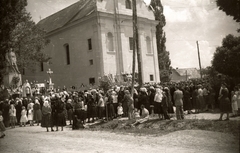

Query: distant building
(171, 68), (201, 82)
(22, 0), (160, 89)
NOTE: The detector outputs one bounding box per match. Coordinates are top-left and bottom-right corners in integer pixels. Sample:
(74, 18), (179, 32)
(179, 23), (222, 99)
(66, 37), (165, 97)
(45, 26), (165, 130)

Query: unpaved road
(0, 124), (238, 153)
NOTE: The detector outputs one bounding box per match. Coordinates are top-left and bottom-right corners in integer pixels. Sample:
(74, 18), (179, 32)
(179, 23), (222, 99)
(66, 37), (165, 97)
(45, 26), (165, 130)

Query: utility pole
(131, 0), (137, 97)
(132, 0), (143, 87)
(185, 70), (188, 81)
(196, 41), (202, 79)
(113, 0), (124, 82)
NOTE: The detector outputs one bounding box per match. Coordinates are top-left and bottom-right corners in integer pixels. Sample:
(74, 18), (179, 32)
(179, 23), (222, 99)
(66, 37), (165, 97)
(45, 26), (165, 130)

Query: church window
(89, 59), (93, 65)
(150, 74), (154, 81)
(129, 37), (133, 50)
(107, 32), (114, 51)
(126, 0), (132, 9)
(146, 36), (152, 53)
(64, 44), (70, 65)
(89, 77), (95, 85)
(22, 68), (25, 75)
(40, 62), (44, 71)
(88, 39), (92, 50)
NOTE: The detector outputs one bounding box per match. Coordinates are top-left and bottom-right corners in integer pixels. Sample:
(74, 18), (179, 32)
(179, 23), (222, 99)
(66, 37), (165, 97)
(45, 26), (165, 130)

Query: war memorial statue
(3, 49), (22, 89)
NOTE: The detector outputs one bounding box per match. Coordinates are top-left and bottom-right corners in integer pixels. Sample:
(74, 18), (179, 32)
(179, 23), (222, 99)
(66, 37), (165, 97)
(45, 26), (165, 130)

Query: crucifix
(47, 68), (54, 89)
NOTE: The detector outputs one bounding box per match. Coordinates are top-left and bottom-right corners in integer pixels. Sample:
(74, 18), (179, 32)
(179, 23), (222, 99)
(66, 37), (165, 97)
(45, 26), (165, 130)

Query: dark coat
(138, 92), (150, 112)
(219, 88), (231, 113)
(183, 90), (192, 111)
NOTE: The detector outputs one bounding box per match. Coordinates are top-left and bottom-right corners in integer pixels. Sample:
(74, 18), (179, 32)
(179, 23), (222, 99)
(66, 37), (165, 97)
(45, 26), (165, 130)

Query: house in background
(171, 68), (201, 82)
(22, 0), (160, 89)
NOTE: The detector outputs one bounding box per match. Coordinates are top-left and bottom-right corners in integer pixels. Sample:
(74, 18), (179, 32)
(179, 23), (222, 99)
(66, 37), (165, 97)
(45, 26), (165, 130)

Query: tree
(217, 0), (240, 32)
(10, 11), (50, 73)
(149, 0), (172, 82)
(212, 34), (240, 78)
(158, 33), (172, 82)
(216, 0), (240, 22)
(0, 0), (49, 83)
(0, 0), (27, 81)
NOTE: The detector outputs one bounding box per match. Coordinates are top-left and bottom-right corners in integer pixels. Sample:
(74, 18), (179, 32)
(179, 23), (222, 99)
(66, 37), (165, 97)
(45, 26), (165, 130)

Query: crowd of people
(0, 79), (239, 138)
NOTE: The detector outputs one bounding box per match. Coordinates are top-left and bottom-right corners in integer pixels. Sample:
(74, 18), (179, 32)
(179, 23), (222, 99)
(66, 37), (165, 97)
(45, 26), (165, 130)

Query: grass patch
(88, 119), (239, 137)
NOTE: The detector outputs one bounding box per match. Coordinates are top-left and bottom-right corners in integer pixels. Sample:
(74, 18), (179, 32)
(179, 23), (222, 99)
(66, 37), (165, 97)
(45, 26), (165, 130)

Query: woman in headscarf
(138, 87), (150, 113)
(9, 104), (17, 128)
(56, 97), (66, 131)
(219, 88), (231, 121)
(97, 93), (105, 121)
(122, 90), (134, 119)
(106, 90), (115, 120)
(33, 98), (42, 126)
(41, 100), (53, 132)
(154, 88), (163, 119)
(15, 99), (22, 125)
(66, 99), (73, 125)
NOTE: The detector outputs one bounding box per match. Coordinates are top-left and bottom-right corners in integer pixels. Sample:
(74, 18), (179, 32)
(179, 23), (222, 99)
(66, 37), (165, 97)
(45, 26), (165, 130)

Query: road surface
(0, 123), (238, 153)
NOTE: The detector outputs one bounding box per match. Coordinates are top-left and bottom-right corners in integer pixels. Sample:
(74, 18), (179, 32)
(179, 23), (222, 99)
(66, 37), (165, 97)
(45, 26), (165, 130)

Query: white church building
(23, 0), (160, 88)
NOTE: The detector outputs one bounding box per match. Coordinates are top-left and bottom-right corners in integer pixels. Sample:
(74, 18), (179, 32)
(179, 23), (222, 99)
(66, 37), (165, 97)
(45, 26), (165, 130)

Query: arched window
(146, 36), (152, 53)
(125, 0), (132, 9)
(40, 62), (44, 71)
(64, 43), (70, 65)
(107, 32), (114, 51)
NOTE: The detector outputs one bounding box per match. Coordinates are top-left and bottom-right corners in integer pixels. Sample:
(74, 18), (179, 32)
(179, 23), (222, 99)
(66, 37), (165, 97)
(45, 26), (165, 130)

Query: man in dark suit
(174, 86), (184, 120)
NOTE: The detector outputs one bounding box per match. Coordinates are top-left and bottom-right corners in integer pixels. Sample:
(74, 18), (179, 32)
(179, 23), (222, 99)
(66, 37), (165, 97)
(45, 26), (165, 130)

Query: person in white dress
(237, 88), (240, 116)
(231, 90), (238, 117)
(20, 106), (28, 127)
(27, 99), (34, 126)
(28, 104), (34, 126)
(117, 103), (123, 118)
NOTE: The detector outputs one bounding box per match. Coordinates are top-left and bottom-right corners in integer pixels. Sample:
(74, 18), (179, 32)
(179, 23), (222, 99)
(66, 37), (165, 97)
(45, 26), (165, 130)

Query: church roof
(37, 0), (96, 33)
(173, 68), (201, 78)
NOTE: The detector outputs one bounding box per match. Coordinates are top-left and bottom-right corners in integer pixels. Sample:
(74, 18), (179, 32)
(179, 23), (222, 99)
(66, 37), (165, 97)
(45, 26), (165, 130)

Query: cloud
(162, 0), (239, 69)
(164, 6), (192, 22)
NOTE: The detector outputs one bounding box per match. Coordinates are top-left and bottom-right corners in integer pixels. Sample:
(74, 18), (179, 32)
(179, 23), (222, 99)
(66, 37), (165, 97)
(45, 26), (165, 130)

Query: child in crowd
(20, 106), (28, 127)
(131, 105), (149, 127)
(133, 108), (140, 119)
(0, 111), (6, 138)
(231, 90), (238, 117)
(117, 103), (123, 118)
(9, 104), (17, 128)
(28, 104), (34, 126)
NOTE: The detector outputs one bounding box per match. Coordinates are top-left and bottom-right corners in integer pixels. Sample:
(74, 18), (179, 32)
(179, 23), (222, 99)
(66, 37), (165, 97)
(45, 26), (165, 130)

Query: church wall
(97, 0), (155, 20)
(23, 17), (101, 89)
(97, 0), (160, 83)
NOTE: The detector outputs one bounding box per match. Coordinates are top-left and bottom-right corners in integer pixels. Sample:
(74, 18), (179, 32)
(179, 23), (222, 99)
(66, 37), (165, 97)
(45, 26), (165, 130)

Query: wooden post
(131, 0), (137, 97)
(196, 41), (202, 79)
(132, 0), (143, 87)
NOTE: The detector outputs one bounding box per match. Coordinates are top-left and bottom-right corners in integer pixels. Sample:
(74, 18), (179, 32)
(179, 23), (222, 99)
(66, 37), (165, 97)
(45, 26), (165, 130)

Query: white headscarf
(43, 100), (49, 107)
(35, 99), (40, 104)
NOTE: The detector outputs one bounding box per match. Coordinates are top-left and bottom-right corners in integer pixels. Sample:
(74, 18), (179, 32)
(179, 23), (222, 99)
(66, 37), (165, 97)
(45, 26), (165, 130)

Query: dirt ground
(0, 112), (239, 153)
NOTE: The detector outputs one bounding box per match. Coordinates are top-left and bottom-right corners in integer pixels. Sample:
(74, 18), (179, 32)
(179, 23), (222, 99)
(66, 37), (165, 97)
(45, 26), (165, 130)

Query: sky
(26, 0), (240, 69)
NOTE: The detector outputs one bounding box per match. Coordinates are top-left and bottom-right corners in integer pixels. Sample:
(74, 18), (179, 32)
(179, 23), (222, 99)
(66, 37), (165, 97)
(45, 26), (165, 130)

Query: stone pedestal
(49, 83), (54, 90)
(3, 72), (22, 88)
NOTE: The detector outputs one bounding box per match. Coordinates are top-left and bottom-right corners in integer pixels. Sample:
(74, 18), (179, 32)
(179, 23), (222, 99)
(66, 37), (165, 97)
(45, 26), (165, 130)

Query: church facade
(23, 0), (160, 89)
